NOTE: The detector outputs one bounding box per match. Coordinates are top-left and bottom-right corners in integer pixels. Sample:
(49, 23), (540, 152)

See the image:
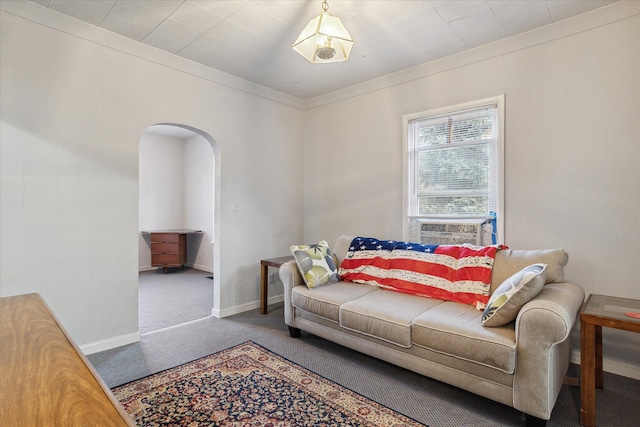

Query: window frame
(402, 95), (505, 244)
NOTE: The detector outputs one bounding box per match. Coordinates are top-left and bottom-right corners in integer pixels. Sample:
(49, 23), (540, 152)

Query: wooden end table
(260, 256), (294, 314)
(580, 294), (640, 426)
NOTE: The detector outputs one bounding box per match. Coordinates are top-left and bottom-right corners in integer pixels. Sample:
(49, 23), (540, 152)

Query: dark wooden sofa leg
(288, 326), (301, 338)
(525, 414), (546, 427)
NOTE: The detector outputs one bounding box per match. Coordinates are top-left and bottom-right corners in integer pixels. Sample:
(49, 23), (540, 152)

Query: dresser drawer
(150, 233), (180, 243)
(151, 243), (179, 254)
(152, 253), (181, 266)
(146, 232), (189, 270)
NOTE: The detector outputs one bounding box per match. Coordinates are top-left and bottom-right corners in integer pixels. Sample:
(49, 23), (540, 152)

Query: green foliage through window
(408, 105), (498, 218)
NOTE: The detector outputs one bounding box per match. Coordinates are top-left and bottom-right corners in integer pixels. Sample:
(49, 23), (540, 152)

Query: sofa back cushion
(336, 236), (568, 294)
(333, 233), (355, 266)
(490, 249), (568, 294)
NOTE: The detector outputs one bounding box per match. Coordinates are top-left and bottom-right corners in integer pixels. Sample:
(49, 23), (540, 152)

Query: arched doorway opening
(137, 123), (221, 334)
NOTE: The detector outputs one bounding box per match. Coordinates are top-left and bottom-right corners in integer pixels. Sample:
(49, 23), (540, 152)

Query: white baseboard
(139, 265), (155, 272)
(188, 262), (213, 273)
(571, 350), (640, 381)
(80, 331), (141, 355)
(213, 294), (284, 318)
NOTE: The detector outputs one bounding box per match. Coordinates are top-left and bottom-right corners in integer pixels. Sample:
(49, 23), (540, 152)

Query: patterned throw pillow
(290, 241), (338, 289)
(481, 263), (547, 327)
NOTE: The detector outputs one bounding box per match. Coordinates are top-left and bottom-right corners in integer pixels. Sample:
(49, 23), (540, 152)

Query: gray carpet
(138, 268), (213, 334)
(89, 303), (640, 427)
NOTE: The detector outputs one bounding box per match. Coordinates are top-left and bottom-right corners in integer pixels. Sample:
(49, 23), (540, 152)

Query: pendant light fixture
(292, 0), (354, 64)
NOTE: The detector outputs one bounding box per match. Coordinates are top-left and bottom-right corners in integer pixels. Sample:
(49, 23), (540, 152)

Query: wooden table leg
(595, 325), (603, 389)
(580, 321), (596, 427)
(260, 262), (268, 314)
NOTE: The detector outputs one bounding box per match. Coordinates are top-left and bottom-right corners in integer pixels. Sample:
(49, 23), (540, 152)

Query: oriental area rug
(112, 341), (426, 427)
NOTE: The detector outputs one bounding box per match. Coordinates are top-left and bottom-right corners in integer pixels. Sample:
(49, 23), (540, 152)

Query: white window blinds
(407, 104), (498, 218)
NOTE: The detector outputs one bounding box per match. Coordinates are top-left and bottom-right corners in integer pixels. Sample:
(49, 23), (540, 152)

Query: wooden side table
(260, 256), (294, 314)
(580, 294), (640, 426)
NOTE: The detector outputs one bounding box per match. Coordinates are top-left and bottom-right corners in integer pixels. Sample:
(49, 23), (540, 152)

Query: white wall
(138, 132), (214, 273)
(303, 6), (640, 378)
(184, 134), (214, 273)
(138, 133), (185, 270)
(1, 121), (140, 348)
(0, 6), (304, 351)
(139, 133), (186, 229)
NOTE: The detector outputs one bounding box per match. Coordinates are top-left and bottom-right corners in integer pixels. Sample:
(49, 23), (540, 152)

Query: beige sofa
(279, 234), (585, 427)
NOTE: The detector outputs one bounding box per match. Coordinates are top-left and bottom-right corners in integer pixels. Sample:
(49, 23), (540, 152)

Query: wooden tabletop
(261, 256), (295, 268)
(141, 229), (202, 234)
(581, 294), (640, 331)
(0, 293), (134, 426)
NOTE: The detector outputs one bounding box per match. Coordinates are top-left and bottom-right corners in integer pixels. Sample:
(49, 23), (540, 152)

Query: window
(403, 96), (504, 245)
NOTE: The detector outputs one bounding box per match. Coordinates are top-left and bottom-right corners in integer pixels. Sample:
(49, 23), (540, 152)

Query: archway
(138, 123), (221, 334)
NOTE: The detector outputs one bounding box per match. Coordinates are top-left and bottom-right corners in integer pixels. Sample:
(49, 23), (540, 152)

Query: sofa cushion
(290, 240), (338, 289)
(412, 301), (517, 373)
(339, 290), (445, 348)
(292, 281), (379, 322)
(482, 263), (547, 327)
(490, 249), (567, 293)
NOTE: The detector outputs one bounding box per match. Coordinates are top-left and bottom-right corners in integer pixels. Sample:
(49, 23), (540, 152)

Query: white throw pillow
(481, 263), (547, 327)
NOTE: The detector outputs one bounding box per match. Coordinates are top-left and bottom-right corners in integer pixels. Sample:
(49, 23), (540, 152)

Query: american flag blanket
(338, 237), (504, 310)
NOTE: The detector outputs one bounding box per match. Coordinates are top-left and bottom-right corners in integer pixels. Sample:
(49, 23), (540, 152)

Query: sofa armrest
(279, 260), (303, 326)
(513, 281), (585, 419)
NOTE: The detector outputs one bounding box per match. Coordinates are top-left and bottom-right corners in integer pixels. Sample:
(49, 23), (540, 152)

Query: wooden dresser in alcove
(142, 229), (202, 273)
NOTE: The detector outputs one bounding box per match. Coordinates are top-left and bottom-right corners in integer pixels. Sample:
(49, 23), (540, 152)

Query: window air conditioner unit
(417, 218), (492, 246)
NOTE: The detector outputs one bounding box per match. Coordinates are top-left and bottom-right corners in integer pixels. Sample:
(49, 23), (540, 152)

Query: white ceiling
(28, 0), (619, 100)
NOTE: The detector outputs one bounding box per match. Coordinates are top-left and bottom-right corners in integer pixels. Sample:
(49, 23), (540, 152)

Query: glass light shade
(292, 12), (354, 63)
